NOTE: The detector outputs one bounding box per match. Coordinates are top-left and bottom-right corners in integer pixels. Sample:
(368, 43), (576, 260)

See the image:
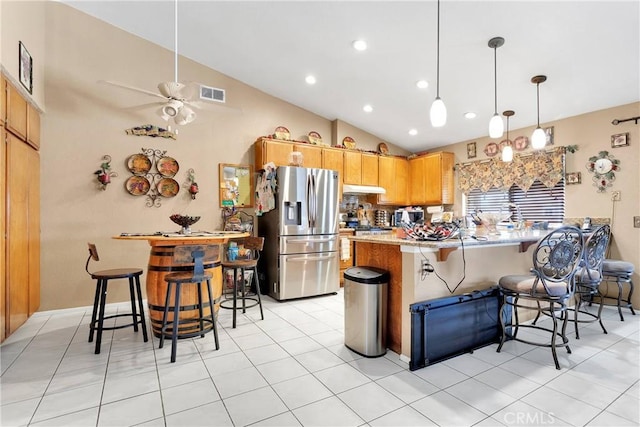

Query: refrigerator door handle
(285, 237), (335, 244)
(286, 254), (335, 262)
(310, 173), (317, 228)
(306, 174), (313, 229)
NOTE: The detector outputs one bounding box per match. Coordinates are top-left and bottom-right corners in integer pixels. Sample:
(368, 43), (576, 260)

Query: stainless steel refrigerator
(258, 166), (340, 300)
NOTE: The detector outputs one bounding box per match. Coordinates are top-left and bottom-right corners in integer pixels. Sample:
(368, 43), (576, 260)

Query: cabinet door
(27, 103), (40, 150)
(409, 156), (427, 205)
(256, 139), (292, 169)
(377, 156), (395, 204)
(7, 133), (32, 333)
(322, 148), (344, 175)
(423, 154), (442, 205)
(28, 149), (40, 315)
(294, 144), (322, 168)
(361, 154), (379, 186)
(1, 76), (6, 128)
(6, 81), (27, 141)
(395, 158), (410, 205)
(343, 151), (362, 184)
(440, 152), (455, 204)
(1, 131), (6, 342)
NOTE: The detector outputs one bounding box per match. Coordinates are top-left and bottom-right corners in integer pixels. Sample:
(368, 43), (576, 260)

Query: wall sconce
(94, 155), (117, 190)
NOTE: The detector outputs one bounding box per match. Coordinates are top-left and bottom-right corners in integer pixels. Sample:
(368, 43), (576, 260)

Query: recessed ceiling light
(363, 104), (373, 113)
(352, 40), (367, 51)
(305, 75), (317, 85)
(416, 80), (429, 89)
(464, 112), (477, 119)
(409, 129), (418, 136)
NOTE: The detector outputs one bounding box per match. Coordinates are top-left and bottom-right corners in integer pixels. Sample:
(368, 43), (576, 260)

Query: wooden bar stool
(220, 237), (265, 328)
(159, 245), (220, 363)
(86, 243), (148, 354)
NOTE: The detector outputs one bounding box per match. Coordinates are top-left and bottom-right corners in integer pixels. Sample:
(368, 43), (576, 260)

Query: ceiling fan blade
(98, 80), (167, 100)
(122, 101), (166, 111)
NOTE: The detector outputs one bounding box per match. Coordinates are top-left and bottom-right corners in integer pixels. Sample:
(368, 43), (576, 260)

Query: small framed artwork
(19, 41), (33, 94)
(611, 132), (629, 148)
(544, 126), (554, 145)
(467, 142), (477, 159)
(565, 172), (581, 185)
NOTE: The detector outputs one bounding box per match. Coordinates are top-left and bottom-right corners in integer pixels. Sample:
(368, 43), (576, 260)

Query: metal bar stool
(86, 243), (148, 354)
(220, 237), (265, 328)
(159, 245), (220, 363)
(602, 259), (636, 321)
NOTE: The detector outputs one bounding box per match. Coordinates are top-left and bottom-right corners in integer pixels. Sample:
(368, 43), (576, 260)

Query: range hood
(342, 184), (386, 195)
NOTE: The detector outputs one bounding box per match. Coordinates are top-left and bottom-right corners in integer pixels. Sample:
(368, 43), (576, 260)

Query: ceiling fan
(99, 0), (228, 128)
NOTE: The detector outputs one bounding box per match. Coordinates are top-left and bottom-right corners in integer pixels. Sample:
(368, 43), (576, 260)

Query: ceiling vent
(200, 84), (226, 103)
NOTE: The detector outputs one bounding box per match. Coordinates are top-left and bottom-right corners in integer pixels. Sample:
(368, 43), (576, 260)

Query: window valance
(457, 147), (565, 194)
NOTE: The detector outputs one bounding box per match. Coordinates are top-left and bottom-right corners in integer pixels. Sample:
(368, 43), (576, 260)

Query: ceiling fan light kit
(488, 36), (505, 139)
(430, 0), (447, 128)
(531, 75), (548, 150)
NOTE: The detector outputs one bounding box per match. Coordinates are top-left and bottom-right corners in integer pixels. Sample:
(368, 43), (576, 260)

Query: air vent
(199, 85), (225, 103)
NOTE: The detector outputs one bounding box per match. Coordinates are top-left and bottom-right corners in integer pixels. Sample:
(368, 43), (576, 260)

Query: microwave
(395, 209), (424, 225)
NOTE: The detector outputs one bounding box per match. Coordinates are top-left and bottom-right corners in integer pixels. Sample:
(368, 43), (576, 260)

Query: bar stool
(497, 226), (584, 370)
(570, 225), (610, 339)
(159, 245), (220, 363)
(220, 237), (265, 328)
(86, 243), (148, 354)
(602, 259), (636, 321)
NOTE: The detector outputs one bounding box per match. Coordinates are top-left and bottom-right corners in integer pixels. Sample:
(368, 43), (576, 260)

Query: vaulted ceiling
(64, 1), (640, 152)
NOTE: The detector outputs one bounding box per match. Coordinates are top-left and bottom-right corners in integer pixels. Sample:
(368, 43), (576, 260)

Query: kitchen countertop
(348, 230), (544, 261)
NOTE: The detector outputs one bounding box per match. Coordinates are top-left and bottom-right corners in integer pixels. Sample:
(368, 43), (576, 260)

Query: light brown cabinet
(293, 143), (322, 168)
(409, 152), (454, 206)
(377, 156), (409, 205)
(339, 229), (355, 286)
(254, 138), (292, 170)
(343, 151), (379, 186)
(2, 76), (41, 342)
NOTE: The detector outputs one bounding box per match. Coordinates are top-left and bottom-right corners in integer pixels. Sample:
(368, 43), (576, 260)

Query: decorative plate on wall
(514, 136), (529, 151)
(125, 176), (151, 196)
(157, 156), (179, 177)
(342, 136), (356, 149)
(377, 142), (389, 154)
(126, 154), (152, 176)
(157, 178), (179, 197)
(483, 142), (499, 157)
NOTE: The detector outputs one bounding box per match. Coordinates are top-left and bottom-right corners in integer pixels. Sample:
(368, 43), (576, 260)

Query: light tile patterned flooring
(1, 289), (638, 426)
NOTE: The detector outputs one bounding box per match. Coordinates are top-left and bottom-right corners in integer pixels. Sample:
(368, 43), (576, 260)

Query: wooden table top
(114, 231), (249, 246)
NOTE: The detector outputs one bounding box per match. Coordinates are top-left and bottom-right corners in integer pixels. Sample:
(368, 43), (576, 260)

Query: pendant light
(501, 110), (514, 162)
(531, 75), (547, 149)
(488, 37), (505, 138)
(430, 0), (446, 127)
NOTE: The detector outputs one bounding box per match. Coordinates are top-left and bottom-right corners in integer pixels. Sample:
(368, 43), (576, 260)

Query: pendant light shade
(531, 75), (547, 150)
(501, 110), (514, 162)
(430, 0), (446, 127)
(488, 37), (505, 138)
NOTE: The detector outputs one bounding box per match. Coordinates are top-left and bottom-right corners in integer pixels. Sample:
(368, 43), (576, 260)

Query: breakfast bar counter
(349, 231), (543, 358)
(114, 232), (249, 336)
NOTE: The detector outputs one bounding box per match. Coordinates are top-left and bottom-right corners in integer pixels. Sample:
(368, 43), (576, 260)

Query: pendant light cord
(174, 0), (178, 83)
(493, 46), (498, 115)
(536, 82), (541, 127)
(436, 0), (440, 98)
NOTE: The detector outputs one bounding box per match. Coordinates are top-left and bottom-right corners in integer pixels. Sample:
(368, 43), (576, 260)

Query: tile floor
(1, 289), (638, 426)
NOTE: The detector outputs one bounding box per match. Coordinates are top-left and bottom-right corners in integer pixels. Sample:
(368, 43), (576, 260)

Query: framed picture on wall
(19, 41), (33, 94)
(611, 132), (629, 148)
(467, 142), (477, 159)
(544, 126), (554, 145)
(565, 172), (581, 185)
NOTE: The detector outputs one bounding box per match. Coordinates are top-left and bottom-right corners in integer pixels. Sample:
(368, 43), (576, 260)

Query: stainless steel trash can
(344, 266), (390, 357)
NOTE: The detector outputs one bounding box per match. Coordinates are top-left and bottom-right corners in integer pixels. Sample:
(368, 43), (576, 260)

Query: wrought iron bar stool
(497, 226), (584, 370)
(601, 259), (636, 321)
(568, 225), (610, 339)
(220, 236), (265, 328)
(159, 245), (220, 363)
(86, 243), (148, 354)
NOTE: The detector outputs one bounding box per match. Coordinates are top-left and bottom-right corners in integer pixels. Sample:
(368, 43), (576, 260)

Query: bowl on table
(169, 214), (201, 234)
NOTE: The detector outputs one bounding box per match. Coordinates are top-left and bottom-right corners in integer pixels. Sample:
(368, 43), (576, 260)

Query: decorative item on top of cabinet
(94, 155), (118, 190)
(125, 124), (176, 139)
(308, 131), (323, 145)
(273, 126), (290, 140)
(125, 148), (180, 207)
(185, 168), (199, 199)
(342, 136), (356, 149)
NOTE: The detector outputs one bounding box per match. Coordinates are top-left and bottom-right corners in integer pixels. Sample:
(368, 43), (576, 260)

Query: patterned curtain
(457, 147), (565, 194)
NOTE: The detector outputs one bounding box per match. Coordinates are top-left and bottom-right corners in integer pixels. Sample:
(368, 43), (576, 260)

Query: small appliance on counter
(394, 207), (424, 225)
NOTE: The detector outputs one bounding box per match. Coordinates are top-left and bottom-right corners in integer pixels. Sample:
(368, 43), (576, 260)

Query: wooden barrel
(146, 244), (222, 337)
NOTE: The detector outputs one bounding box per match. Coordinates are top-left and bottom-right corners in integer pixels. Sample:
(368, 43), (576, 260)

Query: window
(465, 179), (565, 223)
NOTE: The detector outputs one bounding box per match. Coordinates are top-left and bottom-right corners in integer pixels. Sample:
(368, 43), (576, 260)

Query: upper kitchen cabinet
(255, 138), (292, 170)
(343, 151), (378, 185)
(1, 77), (5, 128)
(409, 152), (454, 206)
(293, 143), (322, 169)
(4, 79), (28, 141)
(27, 103), (40, 150)
(322, 147), (344, 174)
(377, 156), (409, 205)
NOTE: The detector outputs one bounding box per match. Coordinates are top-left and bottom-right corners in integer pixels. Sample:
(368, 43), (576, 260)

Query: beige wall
(4, 2), (639, 312)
